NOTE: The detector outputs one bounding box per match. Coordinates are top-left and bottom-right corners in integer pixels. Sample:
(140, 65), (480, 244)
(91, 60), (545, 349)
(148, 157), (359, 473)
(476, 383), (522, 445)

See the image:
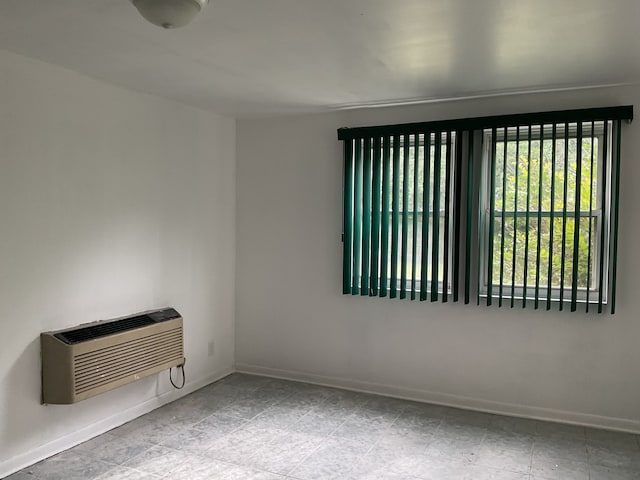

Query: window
(339, 106), (632, 314)
(480, 123), (608, 311)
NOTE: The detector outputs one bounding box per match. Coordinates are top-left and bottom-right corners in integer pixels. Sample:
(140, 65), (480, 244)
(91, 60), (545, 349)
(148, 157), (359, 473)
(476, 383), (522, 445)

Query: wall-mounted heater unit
(41, 308), (184, 404)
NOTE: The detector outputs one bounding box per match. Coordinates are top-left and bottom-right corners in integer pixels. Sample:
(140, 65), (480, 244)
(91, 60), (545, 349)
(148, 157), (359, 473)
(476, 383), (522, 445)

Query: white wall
(236, 86), (640, 432)
(0, 49), (236, 475)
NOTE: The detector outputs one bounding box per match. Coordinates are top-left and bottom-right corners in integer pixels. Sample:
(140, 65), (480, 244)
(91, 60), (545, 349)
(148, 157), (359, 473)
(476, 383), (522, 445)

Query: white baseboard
(0, 366), (234, 479)
(236, 363), (640, 434)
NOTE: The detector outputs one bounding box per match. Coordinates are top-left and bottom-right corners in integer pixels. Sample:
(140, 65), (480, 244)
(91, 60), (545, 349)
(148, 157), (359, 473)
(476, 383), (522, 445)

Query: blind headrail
(337, 105), (633, 140)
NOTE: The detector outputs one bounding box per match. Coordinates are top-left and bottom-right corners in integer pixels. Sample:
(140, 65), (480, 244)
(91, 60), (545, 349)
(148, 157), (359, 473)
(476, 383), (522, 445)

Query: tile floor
(6, 374), (640, 480)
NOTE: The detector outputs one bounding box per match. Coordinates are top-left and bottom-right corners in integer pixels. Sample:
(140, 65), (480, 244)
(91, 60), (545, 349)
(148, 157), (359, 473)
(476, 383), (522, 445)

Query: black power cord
(169, 361), (186, 389)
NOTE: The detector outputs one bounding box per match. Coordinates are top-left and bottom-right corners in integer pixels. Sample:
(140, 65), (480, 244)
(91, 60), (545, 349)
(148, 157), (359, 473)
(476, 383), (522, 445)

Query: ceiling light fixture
(131, 0), (209, 29)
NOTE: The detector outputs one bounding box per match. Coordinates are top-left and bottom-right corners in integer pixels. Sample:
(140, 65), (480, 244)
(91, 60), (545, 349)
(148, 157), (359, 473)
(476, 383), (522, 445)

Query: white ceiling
(1, 0), (639, 117)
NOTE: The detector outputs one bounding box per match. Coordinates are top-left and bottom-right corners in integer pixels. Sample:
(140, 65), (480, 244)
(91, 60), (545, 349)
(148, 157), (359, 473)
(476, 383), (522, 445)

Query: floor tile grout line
(286, 393), (406, 478)
(283, 394), (366, 477)
(166, 426), (304, 480)
(279, 414), (336, 476)
(527, 441), (534, 475)
(204, 387), (354, 478)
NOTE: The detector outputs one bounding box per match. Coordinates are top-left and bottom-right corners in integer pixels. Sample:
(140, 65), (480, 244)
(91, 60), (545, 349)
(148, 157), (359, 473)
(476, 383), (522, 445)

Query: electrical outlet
(207, 340), (215, 357)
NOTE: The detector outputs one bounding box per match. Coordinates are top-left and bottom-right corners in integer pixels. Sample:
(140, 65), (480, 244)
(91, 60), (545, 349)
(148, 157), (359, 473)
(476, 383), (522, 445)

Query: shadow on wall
(1, 336), (43, 466)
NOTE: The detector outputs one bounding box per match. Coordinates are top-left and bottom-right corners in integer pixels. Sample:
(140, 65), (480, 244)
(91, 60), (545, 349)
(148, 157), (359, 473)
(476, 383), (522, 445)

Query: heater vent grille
(54, 308), (180, 344)
(74, 327), (183, 394)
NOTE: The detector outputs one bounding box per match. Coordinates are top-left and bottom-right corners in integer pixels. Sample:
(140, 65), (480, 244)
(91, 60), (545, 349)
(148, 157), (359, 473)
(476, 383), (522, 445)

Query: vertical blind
(342, 131), (461, 301)
(339, 106), (633, 314)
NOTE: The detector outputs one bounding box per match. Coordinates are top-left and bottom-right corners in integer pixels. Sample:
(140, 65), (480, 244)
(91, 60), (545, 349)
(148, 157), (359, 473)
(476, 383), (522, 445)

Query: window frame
(476, 123), (612, 304)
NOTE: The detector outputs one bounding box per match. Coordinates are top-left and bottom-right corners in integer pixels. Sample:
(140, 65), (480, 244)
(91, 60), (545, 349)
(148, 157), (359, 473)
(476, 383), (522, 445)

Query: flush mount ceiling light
(131, 0), (209, 29)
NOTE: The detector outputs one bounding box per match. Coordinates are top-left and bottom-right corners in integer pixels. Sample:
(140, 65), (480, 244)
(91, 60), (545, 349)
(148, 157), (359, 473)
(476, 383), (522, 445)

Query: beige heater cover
(41, 308), (184, 404)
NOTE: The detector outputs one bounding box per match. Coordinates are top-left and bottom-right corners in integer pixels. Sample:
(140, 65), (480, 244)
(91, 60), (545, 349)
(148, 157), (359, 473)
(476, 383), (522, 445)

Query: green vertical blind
(342, 132), (460, 300)
(339, 106), (632, 313)
(481, 121), (620, 312)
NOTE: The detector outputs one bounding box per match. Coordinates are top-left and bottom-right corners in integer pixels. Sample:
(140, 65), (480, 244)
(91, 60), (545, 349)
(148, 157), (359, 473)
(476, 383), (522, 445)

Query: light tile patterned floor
(6, 374), (640, 479)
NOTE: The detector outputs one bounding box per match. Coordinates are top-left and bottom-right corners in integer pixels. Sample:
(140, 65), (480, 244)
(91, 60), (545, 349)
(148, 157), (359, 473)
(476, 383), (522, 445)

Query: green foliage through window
(486, 127), (600, 295)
